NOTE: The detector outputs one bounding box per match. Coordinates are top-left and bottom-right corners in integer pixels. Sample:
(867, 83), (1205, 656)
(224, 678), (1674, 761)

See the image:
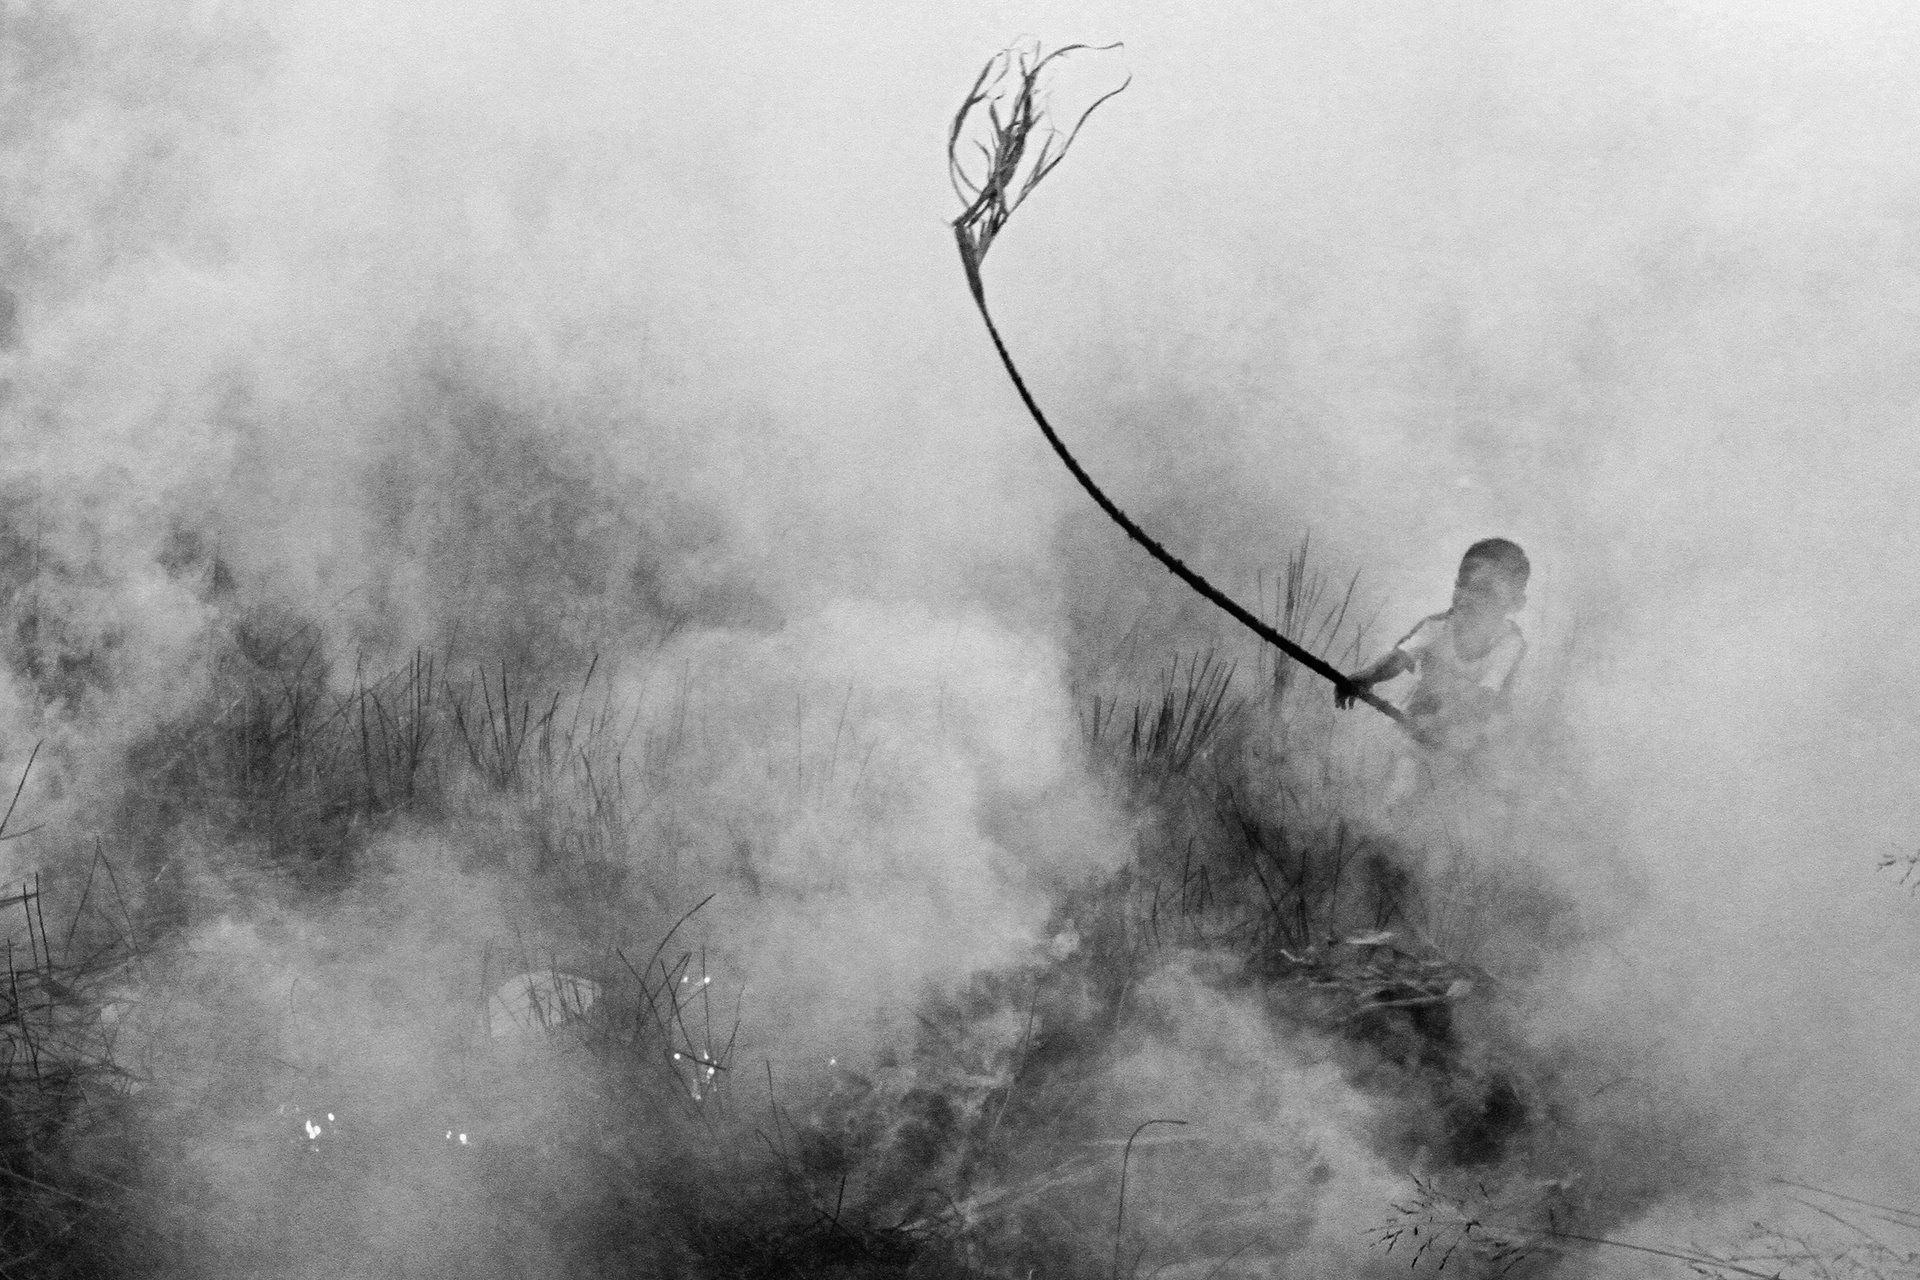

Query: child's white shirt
(1393, 613), (1526, 724)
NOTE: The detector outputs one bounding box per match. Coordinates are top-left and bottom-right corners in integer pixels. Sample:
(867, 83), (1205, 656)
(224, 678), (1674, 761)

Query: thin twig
(1112, 1118), (1186, 1280)
(1771, 1178), (1920, 1226)
(0, 743), (40, 840)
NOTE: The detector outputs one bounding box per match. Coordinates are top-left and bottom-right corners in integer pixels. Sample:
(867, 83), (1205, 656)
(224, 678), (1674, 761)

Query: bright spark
(304, 1120), (322, 1140)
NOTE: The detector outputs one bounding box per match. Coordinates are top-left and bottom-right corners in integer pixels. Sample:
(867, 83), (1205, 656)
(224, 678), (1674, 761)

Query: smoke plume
(3, 0), (1919, 1275)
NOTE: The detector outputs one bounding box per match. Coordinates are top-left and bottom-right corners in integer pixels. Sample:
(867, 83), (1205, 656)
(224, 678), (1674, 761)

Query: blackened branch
(948, 44), (1409, 730)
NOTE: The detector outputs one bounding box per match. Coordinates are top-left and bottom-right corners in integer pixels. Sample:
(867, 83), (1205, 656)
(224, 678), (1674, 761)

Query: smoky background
(0, 0), (1917, 1275)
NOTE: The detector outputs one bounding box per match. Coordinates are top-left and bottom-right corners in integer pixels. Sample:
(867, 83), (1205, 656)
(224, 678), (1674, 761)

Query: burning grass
(0, 561), (1888, 1278)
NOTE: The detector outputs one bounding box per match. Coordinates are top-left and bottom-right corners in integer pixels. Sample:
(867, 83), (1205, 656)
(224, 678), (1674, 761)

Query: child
(1335, 538), (1529, 757)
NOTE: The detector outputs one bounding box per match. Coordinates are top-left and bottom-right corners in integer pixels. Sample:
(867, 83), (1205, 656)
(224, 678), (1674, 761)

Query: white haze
(2, 0), (1919, 1267)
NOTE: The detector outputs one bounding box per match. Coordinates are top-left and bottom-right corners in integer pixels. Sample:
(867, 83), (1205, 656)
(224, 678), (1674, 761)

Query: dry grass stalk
(1370, 1175), (1920, 1280)
(949, 41), (1127, 301)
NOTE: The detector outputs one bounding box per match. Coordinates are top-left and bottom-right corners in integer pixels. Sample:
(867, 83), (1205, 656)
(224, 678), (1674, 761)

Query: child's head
(1452, 538), (1529, 617)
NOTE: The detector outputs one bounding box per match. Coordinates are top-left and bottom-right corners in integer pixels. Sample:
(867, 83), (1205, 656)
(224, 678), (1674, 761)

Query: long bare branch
(948, 44), (1409, 731)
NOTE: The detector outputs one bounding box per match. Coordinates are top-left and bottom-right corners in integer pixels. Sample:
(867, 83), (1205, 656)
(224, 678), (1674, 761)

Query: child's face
(1452, 560), (1525, 620)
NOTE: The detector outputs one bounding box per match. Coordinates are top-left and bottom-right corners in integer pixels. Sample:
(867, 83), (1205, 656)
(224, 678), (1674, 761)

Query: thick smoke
(4, 0), (1920, 1273)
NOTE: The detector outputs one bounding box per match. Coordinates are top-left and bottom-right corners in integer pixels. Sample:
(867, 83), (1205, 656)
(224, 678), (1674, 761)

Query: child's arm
(1335, 648), (1413, 709)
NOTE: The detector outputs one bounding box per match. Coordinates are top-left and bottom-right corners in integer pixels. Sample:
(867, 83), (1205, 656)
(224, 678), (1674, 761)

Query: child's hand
(1334, 651), (1406, 711)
